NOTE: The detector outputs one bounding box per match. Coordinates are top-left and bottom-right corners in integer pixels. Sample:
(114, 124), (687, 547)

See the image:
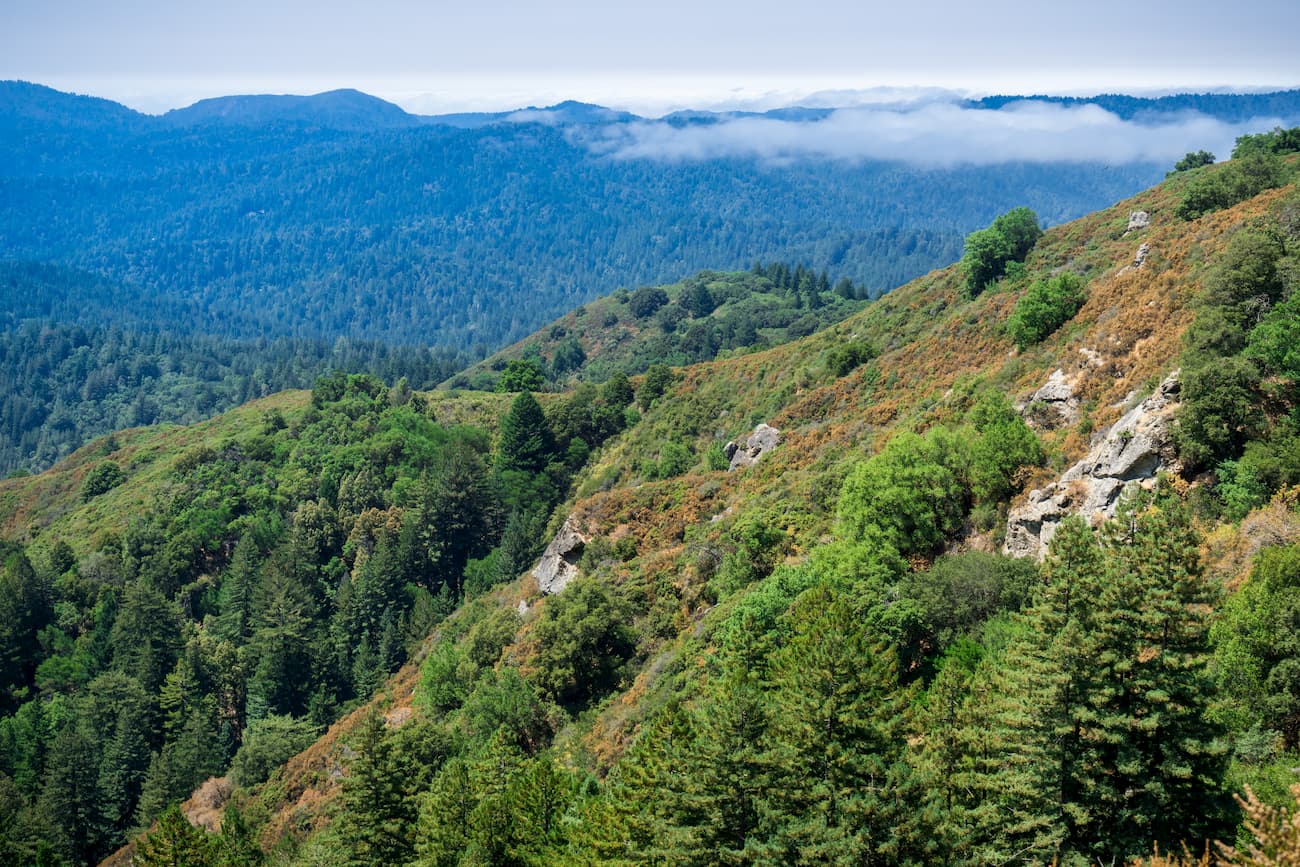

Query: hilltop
(2, 146), (1300, 865)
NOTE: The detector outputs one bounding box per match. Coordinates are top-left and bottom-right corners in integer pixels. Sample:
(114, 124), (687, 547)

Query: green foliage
(961, 226), (1014, 295)
(1006, 272), (1087, 349)
(636, 363), (675, 410)
(530, 578), (636, 708)
(825, 339), (876, 377)
(961, 207), (1042, 295)
(333, 711), (422, 867)
(494, 358), (544, 393)
(966, 392), (1045, 504)
(1213, 543), (1300, 748)
(80, 461), (125, 501)
(992, 206), (1045, 263)
(1176, 152), (1290, 220)
(627, 285), (669, 318)
(1026, 497), (1230, 860)
(494, 391), (553, 475)
(837, 428), (968, 555)
(1171, 150), (1216, 173)
(643, 440), (692, 480)
(897, 551), (1037, 654)
(133, 804), (213, 866)
(1232, 125), (1300, 158)
(227, 715), (319, 788)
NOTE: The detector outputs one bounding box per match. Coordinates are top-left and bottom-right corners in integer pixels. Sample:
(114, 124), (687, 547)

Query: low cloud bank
(589, 100), (1284, 166)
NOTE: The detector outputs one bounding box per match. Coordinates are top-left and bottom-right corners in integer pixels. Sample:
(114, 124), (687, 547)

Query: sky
(3, 0), (1298, 116)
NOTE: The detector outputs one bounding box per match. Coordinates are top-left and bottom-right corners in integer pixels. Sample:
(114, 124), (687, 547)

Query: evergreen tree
(133, 804), (214, 867)
(39, 723), (104, 865)
(333, 711), (420, 866)
(495, 391), (554, 475)
(758, 585), (921, 863)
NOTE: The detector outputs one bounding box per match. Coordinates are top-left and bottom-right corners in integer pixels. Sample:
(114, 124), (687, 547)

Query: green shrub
(1006, 273), (1087, 350)
(825, 340), (877, 377)
(961, 207), (1042, 295)
(229, 715), (320, 788)
(81, 461), (125, 501)
(1176, 153), (1289, 220)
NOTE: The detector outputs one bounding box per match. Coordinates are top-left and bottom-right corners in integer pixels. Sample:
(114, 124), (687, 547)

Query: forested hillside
(1, 141), (1299, 865)
(6, 83), (1300, 475)
(3, 81), (1247, 352)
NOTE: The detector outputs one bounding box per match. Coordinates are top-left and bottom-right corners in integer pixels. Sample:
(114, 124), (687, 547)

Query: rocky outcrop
(1022, 369), (1080, 427)
(1121, 242), (1152, 274)
(727, 423), (782, 470)
(1126, 210), (1150, 232)
(1005, 371), (1182, 559)
(532, 515), (590, 594)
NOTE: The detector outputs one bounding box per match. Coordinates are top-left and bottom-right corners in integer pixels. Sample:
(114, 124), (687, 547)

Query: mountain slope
(3, 154), (1299, 866)
(208, 162), (1300, 864)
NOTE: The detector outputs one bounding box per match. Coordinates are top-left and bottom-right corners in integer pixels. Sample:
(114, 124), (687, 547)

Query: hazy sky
(3, 0), (1297, 114)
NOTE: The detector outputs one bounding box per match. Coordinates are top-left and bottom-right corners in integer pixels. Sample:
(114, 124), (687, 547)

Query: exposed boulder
(1022, 369), (1080, 428)
(1127, 210), (1151, 232)
(1005, 371), (1182, 559)
(532, 515), (590, 595)
(727, 423), (782, 470)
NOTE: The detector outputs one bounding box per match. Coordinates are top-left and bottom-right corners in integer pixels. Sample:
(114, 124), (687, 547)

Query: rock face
(727, 423), (782, 470)
(532, 516), (590, 595)
(1023, 369), (1080, 427)
(1127, 210), (1151, 232)
(1121, 242), (1152, 274)
(1005, 371), (1182, 559)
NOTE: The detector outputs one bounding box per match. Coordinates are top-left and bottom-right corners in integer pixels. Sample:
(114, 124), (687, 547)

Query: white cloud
(588, 100), (1284, 167)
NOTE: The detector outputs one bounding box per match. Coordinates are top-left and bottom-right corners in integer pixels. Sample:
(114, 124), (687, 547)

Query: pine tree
(414, 756), (474, 867)
(214, 534), (260, 645)
(133, 804), (214, 866)
(334, 710), (420, 866)
(495, 391), (554, 476)
(39, 723), (104, 865)
(758, 584), (921, 863)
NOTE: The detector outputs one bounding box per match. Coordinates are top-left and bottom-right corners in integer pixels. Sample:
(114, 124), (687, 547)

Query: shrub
(627, 286), (669, 318)
(825, 340), (877, 377)
(961, 207), (1041, 295)
(494, 358), (544, 393)
(530, 578), (636, 707)
(1006, 272), (1087, 349)
(81, 461), (125, 501)
(229, 715), (320, 787)
(1176, 153), (1289, 220)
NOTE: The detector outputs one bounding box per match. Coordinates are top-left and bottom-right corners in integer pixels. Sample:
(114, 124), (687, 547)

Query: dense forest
(452, 262), (870, 391)
(0, 81), (1193, 352)
(0, 258), (865, 475)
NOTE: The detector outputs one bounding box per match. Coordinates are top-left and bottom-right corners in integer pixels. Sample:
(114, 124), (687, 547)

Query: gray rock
(531, 516), (590, 595)
(728, 423), (782, 470)
(1127, 210), (1150, 232)
(1025, 369), (1080, 427)
(1005, 371), (1181, 559)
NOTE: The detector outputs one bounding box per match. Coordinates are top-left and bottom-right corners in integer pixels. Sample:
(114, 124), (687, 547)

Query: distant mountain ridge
(7, 80), (1300, 133)
(162, 88), (426, 131)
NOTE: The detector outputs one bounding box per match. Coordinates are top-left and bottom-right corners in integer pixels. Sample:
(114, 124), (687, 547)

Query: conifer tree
(334, 710), (420, 867)
(39, 723), (104, 865)
(496, 391), (554, 476)
(133, 804), (213, 866)
(758, 584), (920, 863)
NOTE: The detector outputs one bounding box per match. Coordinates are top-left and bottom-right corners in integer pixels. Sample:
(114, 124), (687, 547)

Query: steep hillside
(201, 161), (1299, 865)
(3, 154), (1300, 866)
